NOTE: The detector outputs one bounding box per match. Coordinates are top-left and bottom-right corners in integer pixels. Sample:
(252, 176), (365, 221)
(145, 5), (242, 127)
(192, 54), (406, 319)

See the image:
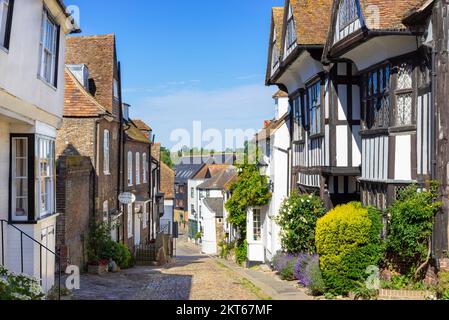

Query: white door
(134, 214), (141, 246)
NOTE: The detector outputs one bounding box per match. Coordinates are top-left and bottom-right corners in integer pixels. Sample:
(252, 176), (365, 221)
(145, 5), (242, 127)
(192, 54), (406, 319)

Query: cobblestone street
(69, 238), (267, 300)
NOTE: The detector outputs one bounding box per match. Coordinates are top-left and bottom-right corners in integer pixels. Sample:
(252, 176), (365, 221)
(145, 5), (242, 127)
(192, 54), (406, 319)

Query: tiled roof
(160, 162), (175, 200)
(272, 90), (288, 98)
(152, 143), (161, 162)
(197, 167), (236, 190)
(125, 122), (150, 144)
(203, 198), (224, 218)
(133, 119), (152, 131)
(63, 68), (110, 117)
(356, 0), (426, 30)
(174, 164), (205, 184)
(176, 154), (236, 166)
(192, 164), (231, 180)
(66, 34), (117, 114)
(272, 7), (284, 51)
(286, 0), (334, 46)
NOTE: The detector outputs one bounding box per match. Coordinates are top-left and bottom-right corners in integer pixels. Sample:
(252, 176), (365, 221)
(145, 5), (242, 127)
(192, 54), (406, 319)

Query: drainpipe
(431, 45), (438, 265)
(93, 119), (101, 221)
(117, 62), (124, 242)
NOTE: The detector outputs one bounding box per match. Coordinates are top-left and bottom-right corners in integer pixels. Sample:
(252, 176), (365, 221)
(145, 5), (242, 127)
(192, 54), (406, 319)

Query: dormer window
(286, 6), (296, 50)
(339, 0), (358, 31)
(271, 30), (279, 70)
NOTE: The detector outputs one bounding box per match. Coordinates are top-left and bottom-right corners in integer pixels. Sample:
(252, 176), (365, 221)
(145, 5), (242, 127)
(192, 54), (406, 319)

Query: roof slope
(125, 122), (150, 144)
(192, 164), (231, 180)
(198, 167), (236, 190)
(203, 198), (224, 218)
(175, 163), (205, 184)
(273, 7), (285, 51)
(133, 119), (152, 131)
(63, 68), (110, 117)
(176, 154), (236, 166)
(286, 0), (334, 46)
(66, 34), (116, 114)
(160, 162), (175, 200)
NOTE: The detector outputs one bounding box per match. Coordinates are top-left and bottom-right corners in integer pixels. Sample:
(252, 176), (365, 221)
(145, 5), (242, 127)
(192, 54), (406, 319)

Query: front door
(134, 213), (141, 246)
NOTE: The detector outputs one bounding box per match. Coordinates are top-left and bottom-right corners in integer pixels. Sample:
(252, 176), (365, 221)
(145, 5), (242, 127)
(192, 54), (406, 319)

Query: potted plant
(86, 220), (114, 274)
(195, 231), (202, 245)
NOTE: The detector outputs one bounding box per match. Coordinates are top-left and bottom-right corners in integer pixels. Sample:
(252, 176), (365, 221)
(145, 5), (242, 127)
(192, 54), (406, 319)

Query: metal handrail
(0, 219), (61, 300)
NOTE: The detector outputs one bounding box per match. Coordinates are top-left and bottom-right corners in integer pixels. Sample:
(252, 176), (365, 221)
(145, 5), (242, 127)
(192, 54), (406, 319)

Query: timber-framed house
(322, 0), (433, 211)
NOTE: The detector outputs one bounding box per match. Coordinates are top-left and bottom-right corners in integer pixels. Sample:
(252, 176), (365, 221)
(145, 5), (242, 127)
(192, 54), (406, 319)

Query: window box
(9, 134), (56, 223)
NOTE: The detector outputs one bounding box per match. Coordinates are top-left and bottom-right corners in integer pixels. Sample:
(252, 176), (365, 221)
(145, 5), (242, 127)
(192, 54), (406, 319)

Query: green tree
(160, 146), (174, 168)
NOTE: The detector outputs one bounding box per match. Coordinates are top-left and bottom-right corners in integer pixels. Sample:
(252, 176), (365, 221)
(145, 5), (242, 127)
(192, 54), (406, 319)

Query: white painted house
(247, 91), (290, 264)
(197, 166), (235, 255)
(0, 0), (78, 292)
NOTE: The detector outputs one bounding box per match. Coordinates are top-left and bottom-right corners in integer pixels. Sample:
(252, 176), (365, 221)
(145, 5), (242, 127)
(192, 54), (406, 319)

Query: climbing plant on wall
(225, 164), (272, 265)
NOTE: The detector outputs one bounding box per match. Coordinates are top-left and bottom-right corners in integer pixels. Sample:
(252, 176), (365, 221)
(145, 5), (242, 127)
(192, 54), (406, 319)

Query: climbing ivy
(225, 164), (272, 265)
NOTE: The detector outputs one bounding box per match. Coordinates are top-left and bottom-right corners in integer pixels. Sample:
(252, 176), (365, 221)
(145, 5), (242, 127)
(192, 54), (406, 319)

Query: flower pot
(88, 263), (108, 275)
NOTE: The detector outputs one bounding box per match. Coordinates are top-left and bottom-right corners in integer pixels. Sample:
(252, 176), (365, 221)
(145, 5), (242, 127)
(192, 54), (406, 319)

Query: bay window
(361, 64), (391, 130)
(39, 8), (60, 86)
(339, 0), (358, 31)
(394, 63), (414, 127)
(307, 81), (322, 136)
(0, 0), (13, 49)
(10, 135), (55, 222)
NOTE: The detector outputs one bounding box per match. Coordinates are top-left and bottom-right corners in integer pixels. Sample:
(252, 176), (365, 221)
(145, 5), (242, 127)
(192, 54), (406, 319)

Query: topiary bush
(386, 183), (441, 276)
(276, 191), (325, 254)
(316, 202), (384, 295)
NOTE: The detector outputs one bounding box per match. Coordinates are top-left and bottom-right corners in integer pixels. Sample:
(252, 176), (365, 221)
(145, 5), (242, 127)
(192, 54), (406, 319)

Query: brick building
(56, 34), (124, 267)
(122, 112), (152, 250)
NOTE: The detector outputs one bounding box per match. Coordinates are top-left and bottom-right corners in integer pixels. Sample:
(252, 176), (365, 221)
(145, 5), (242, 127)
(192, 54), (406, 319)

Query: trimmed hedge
(316, 202), (383, 295)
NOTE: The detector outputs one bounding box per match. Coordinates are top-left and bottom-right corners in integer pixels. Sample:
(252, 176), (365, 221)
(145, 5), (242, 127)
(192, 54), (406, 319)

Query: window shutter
(3, 0), (14, 49)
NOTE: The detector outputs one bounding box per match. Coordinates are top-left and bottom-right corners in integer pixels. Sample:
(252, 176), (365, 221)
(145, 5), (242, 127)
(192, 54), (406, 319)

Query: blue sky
(67, 0), (284, 150)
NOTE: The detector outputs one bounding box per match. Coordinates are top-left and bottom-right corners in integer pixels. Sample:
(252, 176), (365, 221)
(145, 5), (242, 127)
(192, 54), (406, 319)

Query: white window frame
(127, 203), (133, 238)
(127, 151), (133, 186)
(142, 153), (147, 183)
(36, 137), (55, 219)
(253, 208), (262, 242)
(142, 204), (148, 229)
(11, 137), (28, 221)
(103, 129), (110, 174)
(38, 8), (58, 86)
(136, 152), (141, 185)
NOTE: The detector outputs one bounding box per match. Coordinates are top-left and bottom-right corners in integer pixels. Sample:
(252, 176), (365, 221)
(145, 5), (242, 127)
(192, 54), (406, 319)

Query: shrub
(386, 183), (441, 275)
(0, 266), (45, 300)
(219, 240), (235, 259)
(316, 202), (384, 295)
(437, 272), (449, 300)
(276, 192), (325, 254)
(295, 254), (325, 296)
(111, 242), (132, 269)
(235, 240), (247, 266)
(272, 252), (298, 281)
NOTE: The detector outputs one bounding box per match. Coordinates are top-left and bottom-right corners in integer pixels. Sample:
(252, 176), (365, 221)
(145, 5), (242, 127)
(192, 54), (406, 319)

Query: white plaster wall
(0, 0), (66, 121)
(395, 134), (412, 181)
(200, 203), (217, 255)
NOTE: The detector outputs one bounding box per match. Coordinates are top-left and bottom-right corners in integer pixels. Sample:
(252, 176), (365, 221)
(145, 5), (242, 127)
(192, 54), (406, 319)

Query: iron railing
(0, 219), (61, 300)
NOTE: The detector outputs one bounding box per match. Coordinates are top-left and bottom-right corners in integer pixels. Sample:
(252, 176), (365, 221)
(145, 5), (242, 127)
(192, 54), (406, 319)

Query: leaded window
(307, 81), (322, 135)
(0, 0), (13, 49)
(271, 31), (279, 69)
(292, 94), (304, 141)
(339, 0), (358, 30)
(286, 6), (296, 49)
(394, 63), (413, 127)
(362, 64), (390, 130)
(253, 209), (262, 241)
